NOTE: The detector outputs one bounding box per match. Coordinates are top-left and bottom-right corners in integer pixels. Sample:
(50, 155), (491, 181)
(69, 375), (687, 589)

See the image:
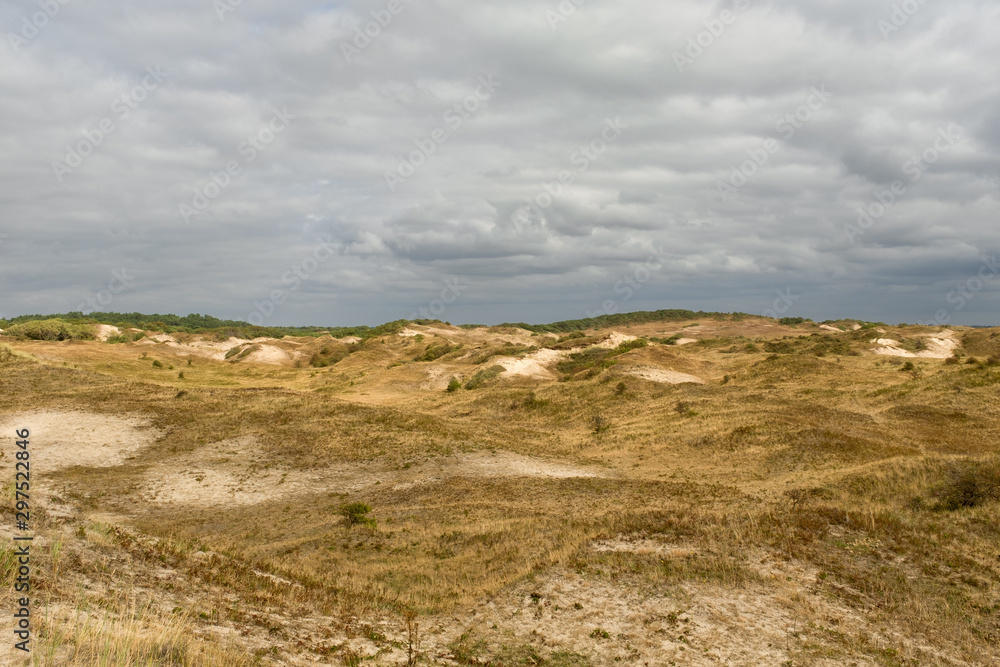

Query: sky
(1, 0), (999, 327)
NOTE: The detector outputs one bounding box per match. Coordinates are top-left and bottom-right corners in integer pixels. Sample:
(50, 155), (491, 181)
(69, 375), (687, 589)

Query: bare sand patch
(95, 324), (121, 341)
(820, 325), (843, 332)
(871, 332), (958, 359)
(0, 410), (161, 471)
(242, 344), (301, 365)
(495, 348), (562, 379)
(625, 366), (706, 384)
(593, 332), (638, 349)
(141, 444), (605, 507)
(675, 337), (698, 346)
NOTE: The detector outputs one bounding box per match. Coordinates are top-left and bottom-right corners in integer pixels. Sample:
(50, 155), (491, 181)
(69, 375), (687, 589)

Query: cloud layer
(2, 0), (999, 326)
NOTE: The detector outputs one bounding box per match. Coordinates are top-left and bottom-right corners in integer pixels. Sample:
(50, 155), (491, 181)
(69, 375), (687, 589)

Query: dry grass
(1, 319), (999, 664)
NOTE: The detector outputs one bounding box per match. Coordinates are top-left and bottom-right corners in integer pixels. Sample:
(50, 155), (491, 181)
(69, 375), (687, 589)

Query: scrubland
(1, 315), (999, 665)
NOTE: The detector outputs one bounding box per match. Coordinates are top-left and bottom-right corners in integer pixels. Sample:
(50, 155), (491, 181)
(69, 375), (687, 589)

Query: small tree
(341, 502), (376, 529)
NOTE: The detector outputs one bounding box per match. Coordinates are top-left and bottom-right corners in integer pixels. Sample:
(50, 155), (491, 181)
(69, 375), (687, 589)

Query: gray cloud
(1, 0), (999, 326)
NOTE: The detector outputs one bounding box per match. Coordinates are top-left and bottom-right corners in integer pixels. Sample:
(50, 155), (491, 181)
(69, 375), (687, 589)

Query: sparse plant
(446, 377), (462, 392)
(341, 502), (377, 529)
(589, 413), (610, 434)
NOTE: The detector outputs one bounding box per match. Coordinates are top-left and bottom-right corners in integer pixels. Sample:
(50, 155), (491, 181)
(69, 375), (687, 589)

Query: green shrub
(415, 342), (461, 362)
(152, 360), (164, 369)
(935, 460), (1000, 510)
(340, 502), (376, 529)
(0, 345), (14, 364)
(613, 338), (648, 354)
(310, 344), (352, 368)
(5, 319), (95, 341)
(446, 377), (462, 392)
(464, 365), (505, 390)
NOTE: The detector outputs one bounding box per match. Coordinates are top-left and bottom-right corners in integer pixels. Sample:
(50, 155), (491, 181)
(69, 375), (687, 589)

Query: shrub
(589, 414), (611, 434)
(935, 460), (1000, 510)
(340, 502), (376, 529)
(0, 345), (14, 364)
(613, 338), (648, 354)
(310, 344), (352, 367)
(5, 319), (95, 341)
(900, 361), (915, 372)
(152, 360), (164, 369)
(446, 377), (462, 392)
(414, 342), (461, 362)
(614, 381), (627, 396)
(464, 365), (505, 390)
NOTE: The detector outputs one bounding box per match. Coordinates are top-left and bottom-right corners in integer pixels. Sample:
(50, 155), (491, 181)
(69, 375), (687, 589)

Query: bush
(589, 414), (611, 434)
(446, 377), (462, 392)
(0, 345), (14, 364)
(414, 342), (461, 362)
(935, 461), (1000, 510)
(152, 360), (164, 369)
(5, 319), (95, 341)
(464, 365), (505, 390)
(310, 344), (352, 368)
(613, 338), (648, 354)
(340, 502), (376, 529)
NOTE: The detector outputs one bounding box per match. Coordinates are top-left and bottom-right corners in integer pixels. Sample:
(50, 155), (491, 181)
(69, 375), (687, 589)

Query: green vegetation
(340, 502), (377, 529)
(415, 342), (462, 362)
(464, 365), (506, 389)
(3, 318), (95, 341)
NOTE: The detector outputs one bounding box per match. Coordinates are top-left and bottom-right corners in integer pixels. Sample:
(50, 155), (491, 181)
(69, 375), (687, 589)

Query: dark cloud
(1, 0), (999, 326)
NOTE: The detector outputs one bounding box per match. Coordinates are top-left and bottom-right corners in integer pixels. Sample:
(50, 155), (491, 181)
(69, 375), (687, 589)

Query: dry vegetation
(1, 317), (999, 665)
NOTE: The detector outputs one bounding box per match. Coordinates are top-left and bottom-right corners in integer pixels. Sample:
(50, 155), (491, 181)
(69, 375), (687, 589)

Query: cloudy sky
(1, 0), (998, 327)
